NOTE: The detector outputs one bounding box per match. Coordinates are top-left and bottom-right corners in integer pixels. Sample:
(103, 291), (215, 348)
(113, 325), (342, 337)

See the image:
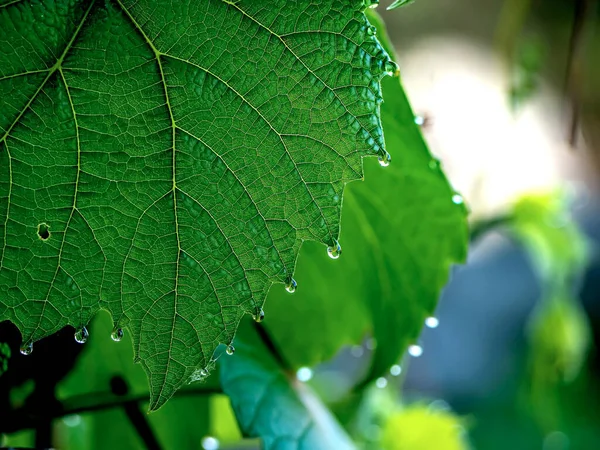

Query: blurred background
(373, 0), (600, 448)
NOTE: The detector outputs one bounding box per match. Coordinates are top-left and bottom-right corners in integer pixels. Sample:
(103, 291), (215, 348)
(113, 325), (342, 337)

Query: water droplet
(452, 194), (464, 205)
(364, 0), (380, 9)
(543, 431), (569, 450)
(62, 414), (82, 427)
(425, 316), (439, 328)
(20, 342), (33, 356)
(414, 115), (425, 126)
(376, 377), (388, 388)
(201, 436), (220, 450)
(226, 344), (235, 356)
(327, 240), (342, 259)
(367, 26), (376, 36)
(351, 345), (364, 358)
(366, 337), (377, 350)
(189, 367), (210, 383)
(74, 327), (88, 344)
(390, 364), (402, 376)
(285, 278), (297, 293)
(408, 344), (423, 357)
(111, 327), (124, 342)
(296, 367), (313, 382)
(384, 60), (399, 76)
(428, 158), (441, 170)
(378, 151), (391, 167)
(252, 308), (265, 323)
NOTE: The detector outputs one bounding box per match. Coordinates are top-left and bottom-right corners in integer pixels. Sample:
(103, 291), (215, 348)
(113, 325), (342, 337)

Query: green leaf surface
(263, 11), (468, 382)
(220, 319), (356, 450)
(0, 0), (393, 408)
(57, 313), (213, 450)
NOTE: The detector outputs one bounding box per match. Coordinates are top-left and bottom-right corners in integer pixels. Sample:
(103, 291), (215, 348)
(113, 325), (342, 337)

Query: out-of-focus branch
(565, 0), (597, 147)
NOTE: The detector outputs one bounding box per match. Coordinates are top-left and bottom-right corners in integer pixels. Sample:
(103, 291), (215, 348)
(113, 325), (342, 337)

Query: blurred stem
(565, 0), (597, 146)
(255, 322), (292, 372)
(469, 214), (515, 242)
(1, 385), (221, 434)
(494, 0), (533, 62)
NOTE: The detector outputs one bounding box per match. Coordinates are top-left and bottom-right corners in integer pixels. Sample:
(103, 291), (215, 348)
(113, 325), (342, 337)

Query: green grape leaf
(263, 11), (468, 383)
(57, 313), (215, 450)
(220, 319), (356, 450)
(0, 0), (394, 409)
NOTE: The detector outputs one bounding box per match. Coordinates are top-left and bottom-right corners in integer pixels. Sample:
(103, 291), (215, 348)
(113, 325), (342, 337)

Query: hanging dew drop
(226, 344), (235, 356)
(111, 327), (124, 342)
(376, 377), (388, 388)
(327, 240), (342, 259)
(452, 194), (464, 205)
(408, 344), (423, 357)
(20, 342), (33, 356)
(414, 115), (425, 126)
(378, 151), (391, 167)
(384, 60), (399, 76)
(74, 326), (88, 344)
(252, 308), (265, 323)
(425, 316), (439, 328)
(285, 278), (297, 293)
(428, 158), (441, 170)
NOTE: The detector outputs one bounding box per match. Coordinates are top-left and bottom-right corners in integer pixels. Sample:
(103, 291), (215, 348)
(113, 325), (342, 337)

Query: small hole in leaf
(37, 223), (50, 241)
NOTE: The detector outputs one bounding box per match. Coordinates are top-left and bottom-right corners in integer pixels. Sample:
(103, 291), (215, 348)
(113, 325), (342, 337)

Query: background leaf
(262, 10), (468, 384)
(220, 319), (356, 450)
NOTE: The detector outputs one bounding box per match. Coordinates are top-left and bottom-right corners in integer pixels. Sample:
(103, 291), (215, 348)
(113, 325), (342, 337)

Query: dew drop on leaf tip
(296, 366), (313, 382)
(378, 151), (391, 167)
(74, 326), (88, 344)
(408, 344), (423, 357)
(111, 327), (124, 342)
(252, 308), (265, 323)
(452, 194), (464, 205)
(285, 278), (297, 293)
(384, 60), (399, 77)
(327, 240), (342, 259)
(201, 436), (220, 450)
(376, 377), (388, 388)
(225, 344), (235, 356)
(20, 342), (33, 356)
(425, 316), (439, 328)
(428, 158), (441, 170)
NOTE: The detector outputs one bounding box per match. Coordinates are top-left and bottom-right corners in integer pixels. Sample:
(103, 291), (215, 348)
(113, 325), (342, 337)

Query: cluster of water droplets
(374, 316), (441, 389)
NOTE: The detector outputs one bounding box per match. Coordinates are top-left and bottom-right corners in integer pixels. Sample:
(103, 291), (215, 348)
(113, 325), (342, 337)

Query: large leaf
(262, 11), (468, 382)
(0, 0), (395, 409)
(56, 313), (215, 450)
(220, 319), (356, 450)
